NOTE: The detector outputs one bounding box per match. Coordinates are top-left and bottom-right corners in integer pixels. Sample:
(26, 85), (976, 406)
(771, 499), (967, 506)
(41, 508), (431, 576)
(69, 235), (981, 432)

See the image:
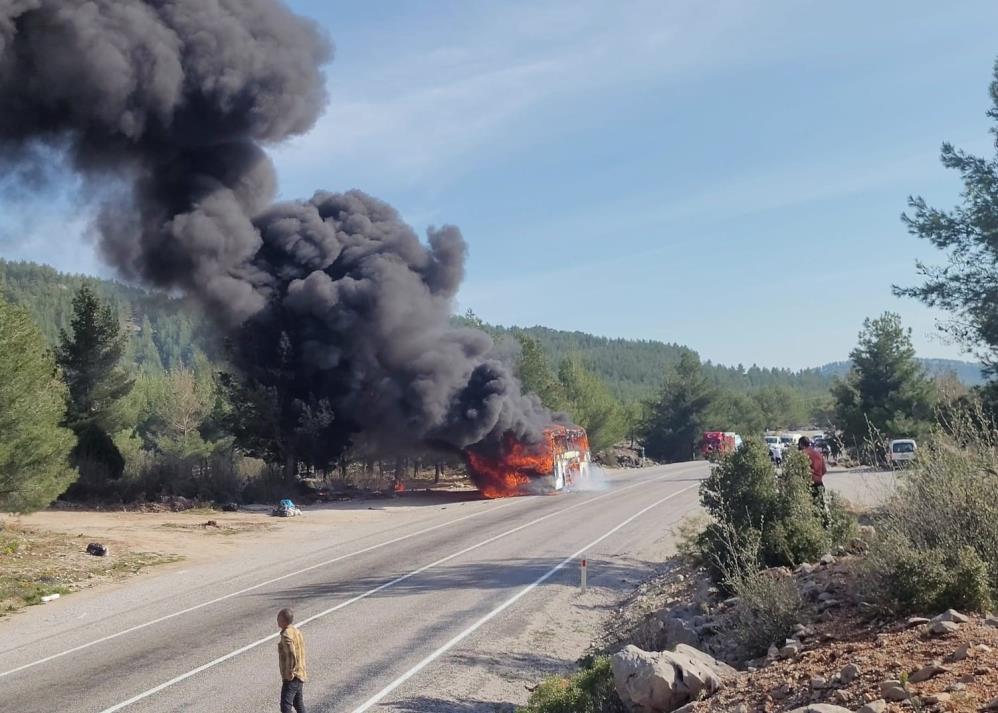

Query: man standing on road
(277, 608), (307, 713)
(798, 437), (829, 527)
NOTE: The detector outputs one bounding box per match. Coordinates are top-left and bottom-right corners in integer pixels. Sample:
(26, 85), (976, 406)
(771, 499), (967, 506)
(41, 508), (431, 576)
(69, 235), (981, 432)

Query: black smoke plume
(0, 0), (551, 458)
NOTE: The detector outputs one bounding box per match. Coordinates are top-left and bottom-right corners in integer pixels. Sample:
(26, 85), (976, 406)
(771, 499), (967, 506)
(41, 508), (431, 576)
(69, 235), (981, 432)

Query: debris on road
(272, 499), (302, 517)
(85, 542), (108, 557)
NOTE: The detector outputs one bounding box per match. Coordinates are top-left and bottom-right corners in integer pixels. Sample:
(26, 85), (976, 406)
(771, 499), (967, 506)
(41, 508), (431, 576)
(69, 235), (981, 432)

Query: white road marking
(92, 468), (699, 712)
(1, 499), (522, 677)
(350, 482), (700, 713)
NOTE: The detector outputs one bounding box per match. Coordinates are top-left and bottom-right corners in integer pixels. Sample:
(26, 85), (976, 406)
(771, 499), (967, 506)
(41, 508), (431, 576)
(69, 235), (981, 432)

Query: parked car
(780, 433), (803, 449)
(811, 436), (832, 458)
(887, 438), (917, 466)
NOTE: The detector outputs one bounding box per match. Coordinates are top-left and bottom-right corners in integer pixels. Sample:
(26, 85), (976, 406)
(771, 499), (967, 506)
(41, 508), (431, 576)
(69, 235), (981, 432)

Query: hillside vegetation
(2, 259), (980, 402)
(0, 259), (989, 511)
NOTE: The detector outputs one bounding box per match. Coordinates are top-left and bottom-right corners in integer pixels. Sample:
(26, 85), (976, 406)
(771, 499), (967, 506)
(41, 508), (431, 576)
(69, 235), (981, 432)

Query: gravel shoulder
(0, 490), (492, 619)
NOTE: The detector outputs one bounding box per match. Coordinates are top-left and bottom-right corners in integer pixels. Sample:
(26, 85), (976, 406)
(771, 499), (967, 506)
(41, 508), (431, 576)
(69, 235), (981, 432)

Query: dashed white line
(0, 499), (520, 678)
(349, 482), (700, 713)
(92, 469), (698, 713)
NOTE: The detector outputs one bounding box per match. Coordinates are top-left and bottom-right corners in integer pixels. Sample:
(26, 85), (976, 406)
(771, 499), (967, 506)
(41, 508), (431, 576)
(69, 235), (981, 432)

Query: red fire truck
(700, 431), (736, 458)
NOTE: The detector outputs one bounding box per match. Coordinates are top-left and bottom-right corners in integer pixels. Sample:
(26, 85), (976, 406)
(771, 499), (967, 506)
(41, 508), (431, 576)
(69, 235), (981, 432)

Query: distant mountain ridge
(817, 358), (986, 386)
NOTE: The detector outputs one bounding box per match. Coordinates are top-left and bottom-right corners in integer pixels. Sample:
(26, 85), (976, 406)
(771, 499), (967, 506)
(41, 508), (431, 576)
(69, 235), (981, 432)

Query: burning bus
(465, 425), (592, 498)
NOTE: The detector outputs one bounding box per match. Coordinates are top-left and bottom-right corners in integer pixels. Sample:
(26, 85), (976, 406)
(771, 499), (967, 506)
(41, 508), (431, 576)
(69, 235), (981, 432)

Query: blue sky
(3, 1), (998, 369)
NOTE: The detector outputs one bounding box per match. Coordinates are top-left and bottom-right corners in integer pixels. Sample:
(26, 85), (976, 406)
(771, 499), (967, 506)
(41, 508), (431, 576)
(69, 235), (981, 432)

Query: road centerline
(0, 498), (527, 677)
(349, 482), (701, 713)
(91, 469), (699, 713)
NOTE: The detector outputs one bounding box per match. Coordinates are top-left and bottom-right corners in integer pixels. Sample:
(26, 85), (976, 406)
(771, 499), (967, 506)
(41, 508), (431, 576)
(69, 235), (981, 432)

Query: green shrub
(866, 536), (993, 614)
(726, 569), (804, 658)
(698, 442), (848, 577)
(518, 656), (625, 713)
(700, 441), (777, 535)
(865, 410), (998, 613)
(943, 546), (993, 613)
(866, 533), (950, 612)
(671, 514), (709, 566)
(827, 491), (859, 546)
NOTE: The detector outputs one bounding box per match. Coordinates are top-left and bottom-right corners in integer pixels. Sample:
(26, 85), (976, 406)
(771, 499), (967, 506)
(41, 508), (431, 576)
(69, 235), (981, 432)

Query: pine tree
(832, 312), (935, 449)
(641, 352), (716, 462)
(57, 284), (134, 432)
(557, 356), (625, 453)
(133, 315), (164, 374)
(0, 299), (76, 512)
(897, 59), (998, 373)
(516, 335), (565, 410)
(57, 285), (134, 487)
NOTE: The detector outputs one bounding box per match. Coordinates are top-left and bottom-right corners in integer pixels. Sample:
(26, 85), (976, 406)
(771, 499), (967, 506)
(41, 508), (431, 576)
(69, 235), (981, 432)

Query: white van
(780, 433), (803, 449)
(888, 439), (917, 465)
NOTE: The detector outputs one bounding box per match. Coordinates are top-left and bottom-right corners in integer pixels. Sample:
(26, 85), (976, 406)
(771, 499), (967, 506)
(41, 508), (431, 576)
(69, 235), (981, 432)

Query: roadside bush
(827, 491), (859, 547)
(697, 442), (849, 580)
(726, 568), (804, 658)
(763, 450), (830, 566)
(865, 532), (950, 612)
(671, 514), (709, 566)
(518, 656), (626, 713)
(866, 536), (993, 614)
(241, 461), (294, 504)
(865, 410), (998, 613)
(944, 546), (994, 612)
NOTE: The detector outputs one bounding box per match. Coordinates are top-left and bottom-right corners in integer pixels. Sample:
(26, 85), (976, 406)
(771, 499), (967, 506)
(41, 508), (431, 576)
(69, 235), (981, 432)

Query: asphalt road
(0, 463), (708, 713)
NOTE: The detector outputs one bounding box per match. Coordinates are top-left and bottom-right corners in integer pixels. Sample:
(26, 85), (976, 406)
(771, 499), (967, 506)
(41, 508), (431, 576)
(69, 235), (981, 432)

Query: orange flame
(464, 425), (589, 498)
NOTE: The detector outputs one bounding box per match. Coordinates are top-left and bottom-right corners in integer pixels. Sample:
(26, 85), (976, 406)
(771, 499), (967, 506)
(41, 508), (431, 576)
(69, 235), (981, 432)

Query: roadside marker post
(580, 557), (587, 593)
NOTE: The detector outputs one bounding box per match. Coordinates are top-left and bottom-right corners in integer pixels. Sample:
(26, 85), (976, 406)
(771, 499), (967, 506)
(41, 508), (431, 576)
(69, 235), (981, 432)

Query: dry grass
(0, 522), (178, 615)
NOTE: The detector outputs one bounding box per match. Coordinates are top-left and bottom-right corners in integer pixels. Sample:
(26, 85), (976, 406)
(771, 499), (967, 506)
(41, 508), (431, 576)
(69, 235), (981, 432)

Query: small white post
(580, 556), (588, 593)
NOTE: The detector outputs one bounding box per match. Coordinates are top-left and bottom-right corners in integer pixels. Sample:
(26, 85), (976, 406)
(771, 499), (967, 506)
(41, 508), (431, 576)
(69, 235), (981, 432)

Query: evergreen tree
(557, 356), (625, 453)
(133, 315), (164, 374)
(897, 59), (998, 373)
(0, 298), (76, 512)
(224, 325), (347, 480)
(57, 285), (133, 487)
(832, 312), (935, 448)
(516, 334), (565, 410)
(146, 367), (217, 459)
(641, 352), (716, 462)
(707, 391), (766, 436)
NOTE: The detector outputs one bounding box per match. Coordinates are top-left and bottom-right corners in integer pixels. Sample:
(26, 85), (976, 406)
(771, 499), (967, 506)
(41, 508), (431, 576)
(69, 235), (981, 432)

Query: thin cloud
(273, 0), (760, 184)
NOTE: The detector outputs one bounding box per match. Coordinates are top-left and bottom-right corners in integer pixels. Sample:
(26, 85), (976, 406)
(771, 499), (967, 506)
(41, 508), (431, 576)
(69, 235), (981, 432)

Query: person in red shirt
(798, 436), (829, 527)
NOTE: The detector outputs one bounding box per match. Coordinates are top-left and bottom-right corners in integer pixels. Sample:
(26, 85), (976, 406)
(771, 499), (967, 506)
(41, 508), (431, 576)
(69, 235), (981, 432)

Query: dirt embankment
(600, 555), (998, 712)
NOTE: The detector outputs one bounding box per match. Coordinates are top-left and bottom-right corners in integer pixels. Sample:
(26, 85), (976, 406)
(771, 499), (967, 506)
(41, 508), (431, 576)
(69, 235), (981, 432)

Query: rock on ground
(612, 644), (736, 712)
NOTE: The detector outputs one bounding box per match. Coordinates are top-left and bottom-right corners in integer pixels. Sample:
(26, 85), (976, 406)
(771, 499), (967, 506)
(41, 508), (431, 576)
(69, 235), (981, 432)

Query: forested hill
(0, 259), (984, 401)
(462, 321), (836, 402)
(0, 259), (221, 373)
(458, 318), (986, 402)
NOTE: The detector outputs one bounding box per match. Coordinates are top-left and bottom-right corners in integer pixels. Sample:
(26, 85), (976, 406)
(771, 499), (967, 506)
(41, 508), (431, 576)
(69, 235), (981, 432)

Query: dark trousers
(281, 678), (305, 713)
(812, 482), (830, 528)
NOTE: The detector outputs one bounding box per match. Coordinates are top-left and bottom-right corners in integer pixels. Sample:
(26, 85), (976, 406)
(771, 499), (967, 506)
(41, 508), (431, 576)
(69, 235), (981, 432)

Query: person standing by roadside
(277, 608), (307, 713)
(798, 436), (829, 527)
